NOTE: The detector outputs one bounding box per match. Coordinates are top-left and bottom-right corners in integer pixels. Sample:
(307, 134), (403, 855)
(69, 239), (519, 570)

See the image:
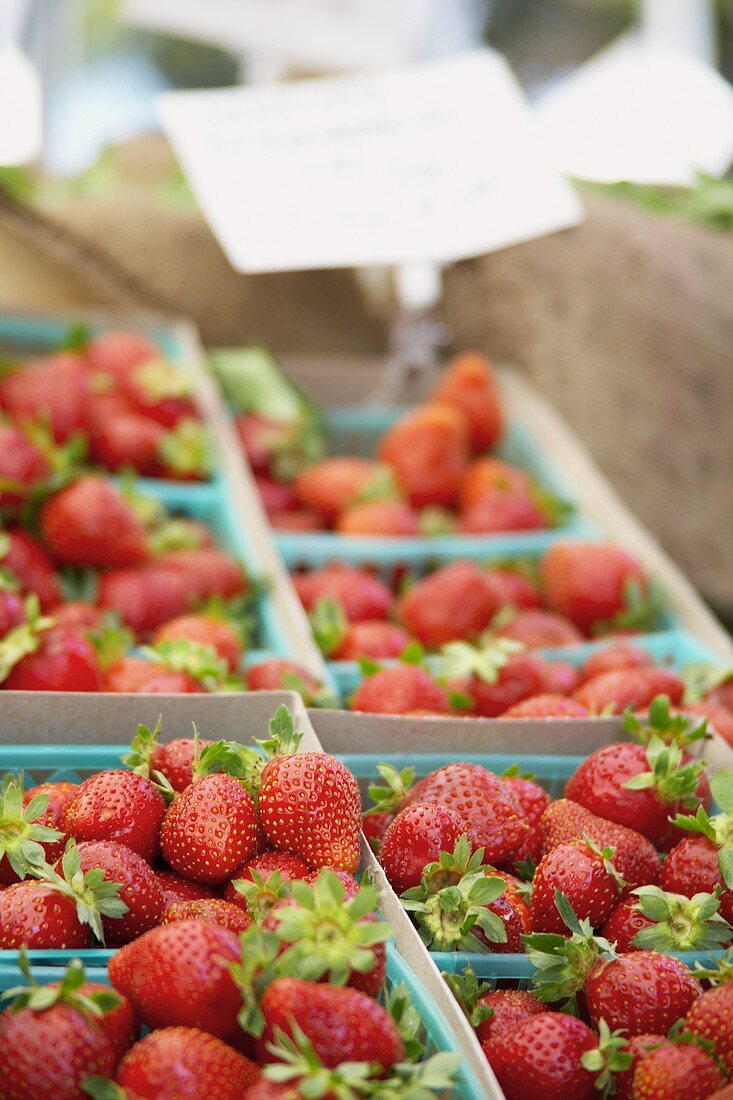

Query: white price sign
(124, 0), (423, 71)
(159, 50), (583, 274)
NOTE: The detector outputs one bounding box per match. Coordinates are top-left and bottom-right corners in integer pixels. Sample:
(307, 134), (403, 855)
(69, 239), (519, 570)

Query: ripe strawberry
(63, 770), (166, 863)
(398, 561), (498, 647)
(402, 762), (528, 864)
(477, 990), (543, 1043)
(459, 457), (531, 510)
(154, 548), (247, 602)
(2, 528), (62, 609)
(309, 597), (410, 660)
(349, 662), (450, 715)
(586, 952), (701, 1035)
(431, 351), (504, 451)
(501, 769), (552, 830)
(114, 1026), (260, 1099)
(0, 776), (65, 884)
(258, 978), (405, 1071)
(686, 964), (733, 1076)
(47, 601), (107, 634)
(163, 898), (253, 934)
(232, 851), (311, 884)
(0, 420), (51, 505)
(498, 608), (584, 649)
(84, 330), (159, 379)
(102, 655), (201, 694)
(0, 352), (88, 443)
(612, 1034), (672, 1100)
(485, 566), (543, 609)
(270, 508), (322, 532)
(3, 619), (103, 692)
(245, 658), (328, 705)
(293, 457), (385, 521)
(484, 1011), (611, 1100)
(378, 402), (469, 508)
(97, 566), (192, 637)
(565, 736), (705, 844)
(118, 357), (198, 428)
(435, 638), (549, 717)
(610, 884), (733, 956)
(531, 841), (624, 933)
(0, 960), (116, 1099)
(109, 919), (242, 1035)
(541, 541), (659, 635)
(160, 773), (258, 885)
(581, 643), (654, 682)
(66, 840), (165, 944)
(540, 799), (660, 891)
(155, 870), (219, 912)
(503, 694), (589, 718)
(574, 667), (685, 714)
(255, 472), (298, 515)
(87, 391), (164, 473)
(0, 586), (26, 638)
(122, 722), (215, 793)
(460, 491), (548, 534)
(293, 564), (393, 622)
(685, 701), (733, 748)
(336, 499), (420, 536)
(23, 780), (76, 846)
(237, 412), (297, 473)
(257, 707), (361, 873)
(40, 476), (150, 568)
(379, 801), (466, 895)
(632, 1039), (725, 1100)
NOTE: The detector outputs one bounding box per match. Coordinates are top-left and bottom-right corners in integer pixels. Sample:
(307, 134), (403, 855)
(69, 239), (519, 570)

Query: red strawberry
(459, 490), (548, 534)
(1, 777), (65, 885)
(431, 351), (504, 451)
(119, 358), (198, 428)
(87, 392), (165, 473)
(97, 566), (192, 637)
(84, 330), (159, 379)
(257, 707), (361, 873)
(66, 840), (165, 944)
(398, 561), (499, 647)
(270, 508), (322, 532)
(564, 737), (705, 844)
(484, 1011), (607, 1100)
(402, 762), (528, 864)
(574, 667), (685, 713)
(477, 990), (544, 1043)
(245, 658), (325, 703)
(63, 770), (166, 863)
(2, 528), (62, 609)
(459, 457), (531, 510)
(115, 1026), (260, 1099)
(3, 621), (103, 693)
(485, 567), (543, 609)
(378, 402), (469, 508)
(501, 770), (552, 830)
(541, 541), (657, 635)
(581, 643), (654, 682)
(23, 780), (76, 847)
(0, 352), (88, 443)
(601, 886), (732, 953)
(685, 701), (733, 748)
(350, 663), (450, 716)
(336, 499), (420, 536)
(230, 851), (311, 887)
(47, 601), (107, 634)
(498, 608), (584, 649)
(294, 564), (393, 622)
(160, 773), (258, 885)
(163, 898), (253, 934)
(293, 457), (384, 521)
(255, 472), (298, 515)
(154, 548), (247, 602)
(586, 952), (701, 1035)
(612, 1034), (672, 1100)
(309, 597), (410, 660)
(538, 659), (582, 695)
(530, 841), (623, 933)
(362, 809), (392, 849)
(540, 799), (660, 891)
(379, 801), (466, 895)
(438, 640), (550, 718)
(40, 476), (150, 568)
(102, 655), (200, 694)
(0, 421), (51, 505)
(503, 694), (589, 718)
(632, 1039), (725, 1100)
(155, 870), (219, 912)
(686, 969), (733, 1076)
(0, 587), (26, 638)
(108, 919), (242, 1035)
(258, 978), (405, 1071)
(237, 412), (297, 473)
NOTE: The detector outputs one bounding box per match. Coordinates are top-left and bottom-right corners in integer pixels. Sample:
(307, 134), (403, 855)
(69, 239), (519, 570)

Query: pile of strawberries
(359, 699), (733, 1098)
(244, 352), (570, 537)
(0, 708), (461, 1097)
(0, 328), (209, 486)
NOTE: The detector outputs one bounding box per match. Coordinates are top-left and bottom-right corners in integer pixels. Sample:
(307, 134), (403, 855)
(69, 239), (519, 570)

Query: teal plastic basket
(276, 406), (597, 569)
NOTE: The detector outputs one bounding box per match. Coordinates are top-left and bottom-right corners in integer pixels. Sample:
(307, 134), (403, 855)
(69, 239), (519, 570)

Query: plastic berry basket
(275, 405), (598, 570)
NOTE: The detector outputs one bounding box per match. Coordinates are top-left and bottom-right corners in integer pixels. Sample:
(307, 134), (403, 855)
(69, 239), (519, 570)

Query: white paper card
(123, 0), (423, 71)
(158, 50), (583, 274)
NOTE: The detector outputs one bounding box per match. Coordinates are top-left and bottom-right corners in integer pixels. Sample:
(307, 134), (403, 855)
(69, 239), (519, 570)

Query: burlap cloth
(0, 135), (730, 617)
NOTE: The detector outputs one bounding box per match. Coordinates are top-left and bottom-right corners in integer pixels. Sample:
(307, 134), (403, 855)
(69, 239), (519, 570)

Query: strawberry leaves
(310, 597), (348, 658)
(0, 594), (53, 684)
(671, 770), (733, 890)
(2, 954), (120, 1018)
(31, 838), (128, 945)
(0, 775), (63, 880)
(432, 636), (524, 686)
(624, 694), (709, 748)
(630, 885), (733, 952)
(366, 763), (415, 817)
(524, 891), (615, 1011)
(623, 733), (706, 809)
(256, 704), (304, 758)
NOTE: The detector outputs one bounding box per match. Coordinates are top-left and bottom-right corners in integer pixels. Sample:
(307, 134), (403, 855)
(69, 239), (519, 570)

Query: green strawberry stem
(382, 980), (426, 1062)
(31, 839), (128, 945)
(310, 597), (348, 658)
(593, 576), (666, 635)
(365, 763), (416, 817)
(580, 1019), (633, 1099)
(158, 417), (212, 477)
(82, 1079), (127, 1100)
(524, 891), (616, 1012)
(670, 771), (733, 890)
(232, 926), (288, 1037)
(624, 694), (709, 747)
(630, 885), (732, 952)
(693, 946), (733, 985)
(623, 733), (706, 808)
(0, 775), (63, 880)
(681, 663), (733, 705)
(441, 967), (494, 1029)
(230, 868), (294, 922)
(255, 705), (304, 758)
(140, 638), (229, 692)
(263, 1022), (376, 1096)
(120, 718), (162, 778)
(193, 734), (264, 800)
(431, 636), (525, 686)
(1, 953), (120, 1017)
(0, 595), (54, 684)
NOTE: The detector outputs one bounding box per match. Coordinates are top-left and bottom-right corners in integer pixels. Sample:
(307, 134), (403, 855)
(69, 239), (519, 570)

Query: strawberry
(97, 567), (192, 637)
(0, 586), (26, 637)
(0, 776), (65, 884)
(601, 885), (732, 953)
(118, 357), (198, 428)
(0, 420), (51, 505)
(155, 870), (219, 912)
(349, 662), (450, 715)
(459, 457), (531, 510)
(686, 956), (733, 1075)
(530, 841), (624, 933)
(122, 722), (214, 792)
(497, 608), (584, 648)
(540, 799), (660, 892)
(485, 566), (543, 609)
(398, 561), (499, 647)
(48, 601), (107, 634)
(379, 801), (466, 895)
(460, 491), (548, 534)
(87, 392), (164, 473)
(65, 840), (165, 944)
(0, 352), (88, 443)
(402, 761), (529, 863)
(581, 643), (654, 682)
(537, 657), (582, 695)
(224, 853), (311, 917)
(335, 499), (419, 536)
(565, 736), (705, 844)
(632, 1038), (725, 1100)
(484, 1011), (621, 1100)
(574, 667), (685, 713)
(257, 707), (361, 873)
(433, 637), (548, 717)
(0, 839), (127, 947)
(309, 597), (411, 660)
(102, 655), (201, 694)
(541, 541), (661, 635)
(270, 509), (322, 532)
(237, 412), (298, 473)
(84, 330), (159, 379)
(233, 851), (312, 883)
(293, 457), (385, 521)
(362, 810), (393, 849)
(1, 528), (62, 609)
(22, 779), (76, 846)
(63, 770), (166, 863)
(378, 402), (469, 508)
(160, 767), (259, 885)
(255, 472), (298, 515)
(113, 1026), (260, 1099)
(163, 898), (253, 934)
(501, 767), (552, 830)
(2, 616), (103, 693)
(431, 351), (504, 451)
(154, 548), (247, 603)
(503, 694), (589, 718)
(0, 958), (117, 1099)
(40, 476), (150, 568)
(476, 990), (543, 1043)
(612, 1034), (672, 1100)
(245, 658), (329, 706)
(108, 919), (242, 1035)
(293, 564), (392, 622)
(685, 701), (733, 748)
